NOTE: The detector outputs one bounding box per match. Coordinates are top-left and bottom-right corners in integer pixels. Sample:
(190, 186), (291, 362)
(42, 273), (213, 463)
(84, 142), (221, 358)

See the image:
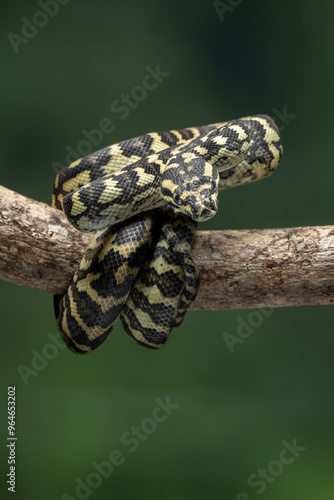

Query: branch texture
(1, 185), (334, 310)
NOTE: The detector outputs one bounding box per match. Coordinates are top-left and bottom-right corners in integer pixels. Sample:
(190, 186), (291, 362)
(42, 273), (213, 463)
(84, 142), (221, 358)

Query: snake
(52, 114), (282, 354)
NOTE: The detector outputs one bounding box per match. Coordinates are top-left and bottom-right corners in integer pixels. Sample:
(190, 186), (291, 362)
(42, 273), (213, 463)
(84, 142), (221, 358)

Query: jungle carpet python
(52, 115), (283, 354)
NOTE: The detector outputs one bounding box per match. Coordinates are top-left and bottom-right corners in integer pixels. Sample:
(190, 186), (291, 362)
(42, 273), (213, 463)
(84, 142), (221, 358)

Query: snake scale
(52, 115), (283, 354)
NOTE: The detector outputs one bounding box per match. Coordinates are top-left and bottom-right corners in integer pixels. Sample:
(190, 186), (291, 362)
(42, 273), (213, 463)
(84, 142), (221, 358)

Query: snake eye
(173, 192), (181, 204)
(210, 179), (217, 191)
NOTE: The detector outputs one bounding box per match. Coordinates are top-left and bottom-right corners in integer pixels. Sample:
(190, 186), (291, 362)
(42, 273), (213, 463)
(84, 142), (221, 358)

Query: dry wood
(1, 185), (334, 310)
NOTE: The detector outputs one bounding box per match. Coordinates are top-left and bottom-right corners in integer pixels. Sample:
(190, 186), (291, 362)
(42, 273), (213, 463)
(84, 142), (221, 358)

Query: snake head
(162, 155), (219, 222)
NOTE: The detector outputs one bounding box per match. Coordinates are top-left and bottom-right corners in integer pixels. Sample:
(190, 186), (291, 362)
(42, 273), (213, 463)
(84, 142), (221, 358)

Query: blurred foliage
(1, 0), (334, 498)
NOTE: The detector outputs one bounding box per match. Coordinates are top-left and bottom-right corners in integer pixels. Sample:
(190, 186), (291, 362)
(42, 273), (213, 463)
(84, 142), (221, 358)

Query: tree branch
(1, 185), (334, 310)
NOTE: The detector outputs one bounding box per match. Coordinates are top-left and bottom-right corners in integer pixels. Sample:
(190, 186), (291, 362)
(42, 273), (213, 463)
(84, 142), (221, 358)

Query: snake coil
(52, 115), (282, 354)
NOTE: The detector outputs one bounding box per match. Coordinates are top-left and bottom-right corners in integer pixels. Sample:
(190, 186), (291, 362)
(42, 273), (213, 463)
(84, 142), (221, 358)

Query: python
(52, 115), (282, 354)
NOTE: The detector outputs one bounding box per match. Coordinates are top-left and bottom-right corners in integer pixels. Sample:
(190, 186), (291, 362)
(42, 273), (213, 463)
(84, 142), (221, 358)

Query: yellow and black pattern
(54, 212), (159, 353)
(52, 114), (282, 354)
(120, 209), (199, 348)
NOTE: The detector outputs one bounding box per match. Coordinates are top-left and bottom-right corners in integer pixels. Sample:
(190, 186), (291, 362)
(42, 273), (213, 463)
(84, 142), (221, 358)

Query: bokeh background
(1, 1), (334, 498)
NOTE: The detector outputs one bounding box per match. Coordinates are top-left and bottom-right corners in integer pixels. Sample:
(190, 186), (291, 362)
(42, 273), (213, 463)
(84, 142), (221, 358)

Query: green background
(1, 1), (334, 498)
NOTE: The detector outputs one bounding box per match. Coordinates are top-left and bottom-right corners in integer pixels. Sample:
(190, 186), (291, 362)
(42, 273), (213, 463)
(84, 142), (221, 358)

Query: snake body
(52, 115), (282, 354)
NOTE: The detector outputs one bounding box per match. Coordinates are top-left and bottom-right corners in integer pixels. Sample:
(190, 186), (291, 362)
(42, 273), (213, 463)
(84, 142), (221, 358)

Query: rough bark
(1, 185), (334, 310)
